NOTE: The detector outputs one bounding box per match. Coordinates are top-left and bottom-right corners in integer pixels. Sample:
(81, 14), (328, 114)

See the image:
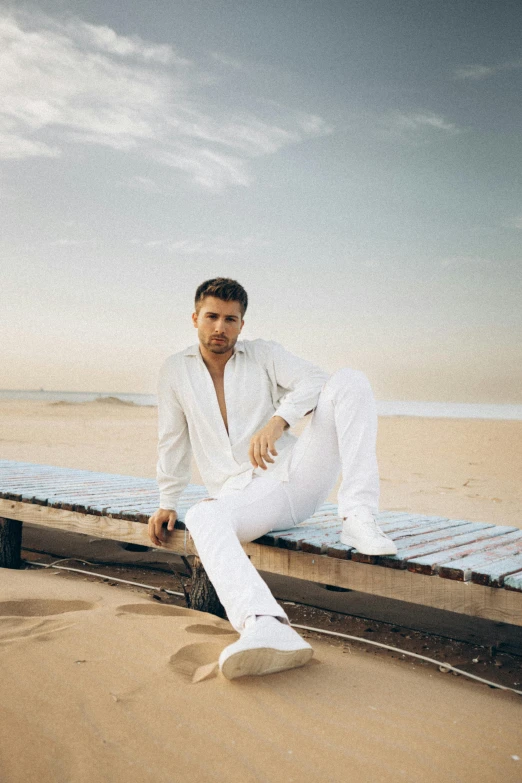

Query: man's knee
(325, 367), (373, 399)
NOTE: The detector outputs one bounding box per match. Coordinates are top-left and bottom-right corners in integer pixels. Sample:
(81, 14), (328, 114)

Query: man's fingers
(253, 439), (267, 470)
(260, 438), (275, 464)
(148, 524), (162, 547)
(148, 510), (176, 546)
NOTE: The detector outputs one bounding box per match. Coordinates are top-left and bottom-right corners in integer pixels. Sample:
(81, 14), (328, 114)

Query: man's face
(192, 296), (244, 355)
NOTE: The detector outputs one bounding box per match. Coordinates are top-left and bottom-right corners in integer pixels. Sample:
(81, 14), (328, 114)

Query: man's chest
(179, 359), (276, 435)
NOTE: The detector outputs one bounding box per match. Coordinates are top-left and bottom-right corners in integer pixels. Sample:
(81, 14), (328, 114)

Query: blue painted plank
(435, 535), (522, 581)
(376, 522), (498, 569)
(472, 555), (522, 587)
(504, 570), (522, 592)
(407, 527), (521, 575)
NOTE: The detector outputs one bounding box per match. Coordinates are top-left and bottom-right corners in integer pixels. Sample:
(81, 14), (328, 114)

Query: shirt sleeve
(268, 342), (330, 428)
(156, 358), (192, 511)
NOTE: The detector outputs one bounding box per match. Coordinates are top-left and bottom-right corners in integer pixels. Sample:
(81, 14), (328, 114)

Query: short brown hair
(194, 277), (248, 317)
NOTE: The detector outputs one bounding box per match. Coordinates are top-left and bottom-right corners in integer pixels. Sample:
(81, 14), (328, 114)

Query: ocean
(1, 389), (521, 420)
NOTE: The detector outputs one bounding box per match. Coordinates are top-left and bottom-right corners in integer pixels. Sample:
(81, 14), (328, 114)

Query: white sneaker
(340, 507), (398, 555)
(219, 616), (313, 680)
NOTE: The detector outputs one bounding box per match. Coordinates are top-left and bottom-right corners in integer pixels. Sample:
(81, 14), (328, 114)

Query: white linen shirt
(156, 339), (329, 511)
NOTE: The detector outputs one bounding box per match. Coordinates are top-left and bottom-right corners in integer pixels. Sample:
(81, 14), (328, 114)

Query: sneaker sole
(339, 534), (397, 556)
(220, 646), (313, 680)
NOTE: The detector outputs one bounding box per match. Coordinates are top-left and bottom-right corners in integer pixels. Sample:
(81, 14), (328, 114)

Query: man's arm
(149, 359), (191, 545)
(269, 341), (329, 428)
(249, 342), (329, 470)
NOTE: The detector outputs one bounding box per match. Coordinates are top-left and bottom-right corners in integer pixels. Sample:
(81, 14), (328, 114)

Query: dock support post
(188, 557), (227, 619)
(0, 517), (23, 569)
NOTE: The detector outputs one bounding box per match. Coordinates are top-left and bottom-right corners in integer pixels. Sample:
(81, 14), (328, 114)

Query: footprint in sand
(116, 603), (203, 618)
(0, 600), (94, 617)
(169, 642), (226, 683)
(184, 624), (237, 636)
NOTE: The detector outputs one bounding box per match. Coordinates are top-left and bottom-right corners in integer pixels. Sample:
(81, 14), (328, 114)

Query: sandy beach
(1, 568), (521, 783)
(1, 399), (521, 782)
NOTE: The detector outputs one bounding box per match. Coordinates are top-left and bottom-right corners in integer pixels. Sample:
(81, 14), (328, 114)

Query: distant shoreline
(1, 389), (521, 420)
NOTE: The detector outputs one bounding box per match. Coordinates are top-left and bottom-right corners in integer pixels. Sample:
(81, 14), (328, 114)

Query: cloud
(375, 111), (461, 143)
(77, 22), (189, 65)
(139, 234), (271, 257)
(454, 60), (522, 80)
(392, 112), (460, 134)
(0, 11), (333, 189)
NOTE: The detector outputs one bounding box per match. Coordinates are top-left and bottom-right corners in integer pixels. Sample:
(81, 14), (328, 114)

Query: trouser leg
(183, 476), (292, 632)
(283, 368), (380, 521)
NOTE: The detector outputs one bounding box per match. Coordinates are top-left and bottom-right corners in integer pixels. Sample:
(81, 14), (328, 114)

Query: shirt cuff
(273, 403), (301, 429)
(159, 495), (180, 512)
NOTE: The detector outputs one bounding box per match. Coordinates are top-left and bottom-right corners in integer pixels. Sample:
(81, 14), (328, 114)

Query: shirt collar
(183, 340), (245, 357)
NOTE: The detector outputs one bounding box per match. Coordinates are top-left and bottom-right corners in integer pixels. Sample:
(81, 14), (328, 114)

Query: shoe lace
(352, 509), (386, 537)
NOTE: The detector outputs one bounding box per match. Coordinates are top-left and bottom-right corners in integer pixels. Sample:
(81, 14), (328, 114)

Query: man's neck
(199, 343), (234, 374)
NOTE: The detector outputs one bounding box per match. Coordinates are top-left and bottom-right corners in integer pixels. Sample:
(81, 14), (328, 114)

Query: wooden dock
(1, 460), (521, 626)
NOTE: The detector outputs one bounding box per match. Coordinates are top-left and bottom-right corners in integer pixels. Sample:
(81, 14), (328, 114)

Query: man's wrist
(271, 415), (289, 430)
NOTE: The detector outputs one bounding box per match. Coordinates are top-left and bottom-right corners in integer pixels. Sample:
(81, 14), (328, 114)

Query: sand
(1, 568), (521, 783)
(1, 399), (521, 782)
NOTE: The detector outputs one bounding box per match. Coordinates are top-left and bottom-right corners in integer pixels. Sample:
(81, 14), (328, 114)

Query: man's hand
(148, 508), (177, 546)
(249, 416), (288, 470)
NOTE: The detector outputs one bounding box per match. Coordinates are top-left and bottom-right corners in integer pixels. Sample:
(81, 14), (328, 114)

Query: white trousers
(184, 368), (380, 632)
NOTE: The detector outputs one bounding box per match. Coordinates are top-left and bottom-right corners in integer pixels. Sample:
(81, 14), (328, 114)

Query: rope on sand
(28, 559), (522, 696)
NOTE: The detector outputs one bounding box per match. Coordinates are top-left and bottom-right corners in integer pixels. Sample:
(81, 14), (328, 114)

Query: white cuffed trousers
(184, 368), (380, 632)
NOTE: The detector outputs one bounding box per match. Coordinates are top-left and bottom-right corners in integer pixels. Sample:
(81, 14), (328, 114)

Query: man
(149, 277), (396, 680)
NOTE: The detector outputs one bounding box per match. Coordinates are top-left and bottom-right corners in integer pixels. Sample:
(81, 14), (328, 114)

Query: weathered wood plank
(0, 498), (189, 553)
(472, 556), (522, 588)
(407, 527), (520, 575)
(503, 570), (522, 593)
(377, 522), (499, 570)
(436, 534), (522, 581)
(244, 544), (522, 626)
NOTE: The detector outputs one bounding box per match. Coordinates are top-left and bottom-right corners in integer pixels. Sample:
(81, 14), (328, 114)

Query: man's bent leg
(283, 368), (379, 521)
(282, 368), (396, 555)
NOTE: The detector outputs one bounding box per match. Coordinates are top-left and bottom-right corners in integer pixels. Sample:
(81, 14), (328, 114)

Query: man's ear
(240, 319), (245, 333)
(192, 311), (198, 328)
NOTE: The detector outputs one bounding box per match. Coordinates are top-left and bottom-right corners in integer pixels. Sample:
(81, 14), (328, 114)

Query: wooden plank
(504, 570), (522, 593)
(436, 534), (522, 581)
(406, 526), (520, 575)
(376, 522), (498, 570)
(0, 498), (195, 555)
(472, 556), (522, 588)
(265, 521), (342, 551)
(244, 544), (522, 626)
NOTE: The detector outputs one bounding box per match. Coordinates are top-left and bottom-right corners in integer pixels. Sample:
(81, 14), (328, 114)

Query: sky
(1, 0), (521, 403)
